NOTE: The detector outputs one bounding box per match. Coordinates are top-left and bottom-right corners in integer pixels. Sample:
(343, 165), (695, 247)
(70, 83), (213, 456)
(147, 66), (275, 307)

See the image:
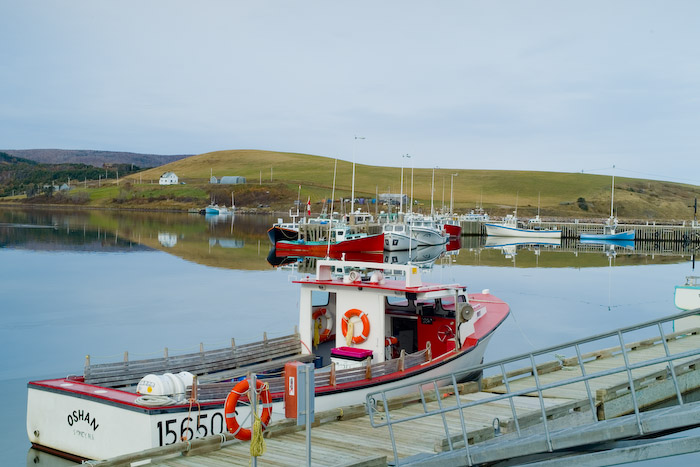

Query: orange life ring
(312, 307), (333, 342)
(341, 308), (370, 344)
(224, 378), (272, 441)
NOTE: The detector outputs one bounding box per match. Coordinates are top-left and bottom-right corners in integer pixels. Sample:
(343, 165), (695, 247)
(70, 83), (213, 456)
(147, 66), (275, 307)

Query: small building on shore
(159, 172), (178, 185)
(210, 176), (246, 185)
(379, 193), (408, 205)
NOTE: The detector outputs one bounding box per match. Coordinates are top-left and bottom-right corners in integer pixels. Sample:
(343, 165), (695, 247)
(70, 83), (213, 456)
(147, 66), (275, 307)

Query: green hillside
(1, 149), (698, 221)
(129, 150), (699, 220)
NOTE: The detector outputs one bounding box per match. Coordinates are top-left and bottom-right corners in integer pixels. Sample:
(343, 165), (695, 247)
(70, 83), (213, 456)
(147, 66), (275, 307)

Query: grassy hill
(1, 148), (697, 220)
(128, 149), (699, 221)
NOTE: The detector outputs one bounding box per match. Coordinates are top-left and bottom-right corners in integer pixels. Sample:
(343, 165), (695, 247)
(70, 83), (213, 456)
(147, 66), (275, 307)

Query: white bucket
(136, 371), (194, 401)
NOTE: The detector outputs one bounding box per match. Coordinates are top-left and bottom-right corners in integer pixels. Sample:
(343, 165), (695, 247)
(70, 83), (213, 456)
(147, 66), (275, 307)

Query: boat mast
(410, 161), (414, 214)
(431, 167), (435, 217)
(399, 156), (405, 215)
(351, 136), (365, 215)
(327, 158), (338, 258)
(610, 165), (615, 220)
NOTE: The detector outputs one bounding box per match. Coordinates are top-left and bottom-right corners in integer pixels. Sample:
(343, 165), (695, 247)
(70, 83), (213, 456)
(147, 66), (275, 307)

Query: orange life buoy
(224, 378), (272, 440)
(341, 308), (370, 344)
(312, 307), (333, 342)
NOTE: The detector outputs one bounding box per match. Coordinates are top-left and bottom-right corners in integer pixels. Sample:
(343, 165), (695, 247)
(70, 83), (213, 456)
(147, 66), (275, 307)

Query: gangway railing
(366, 308), (700, 466)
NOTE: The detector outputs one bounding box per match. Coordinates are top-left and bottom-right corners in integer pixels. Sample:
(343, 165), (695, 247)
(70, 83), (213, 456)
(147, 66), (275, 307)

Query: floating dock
(89, 311), (700, 466)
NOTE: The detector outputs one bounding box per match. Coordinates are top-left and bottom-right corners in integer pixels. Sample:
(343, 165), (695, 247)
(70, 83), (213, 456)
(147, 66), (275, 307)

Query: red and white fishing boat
(275, 225), (384, 255)
(27, 259), (509, 462)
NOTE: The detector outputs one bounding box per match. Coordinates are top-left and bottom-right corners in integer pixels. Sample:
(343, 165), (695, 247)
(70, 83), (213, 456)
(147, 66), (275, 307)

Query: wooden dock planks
(94, 329), (700, 467)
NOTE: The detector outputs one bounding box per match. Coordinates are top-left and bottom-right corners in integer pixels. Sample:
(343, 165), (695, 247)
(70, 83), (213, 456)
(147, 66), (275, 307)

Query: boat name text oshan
(67, 409), (99, 431)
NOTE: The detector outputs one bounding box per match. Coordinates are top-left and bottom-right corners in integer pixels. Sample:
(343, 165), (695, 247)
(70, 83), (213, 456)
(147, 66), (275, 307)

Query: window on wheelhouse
(385, 295), (411, 309)
(312, 291), (329, 307)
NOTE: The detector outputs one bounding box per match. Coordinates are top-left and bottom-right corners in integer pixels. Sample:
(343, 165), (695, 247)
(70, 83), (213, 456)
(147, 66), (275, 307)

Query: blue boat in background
(580, 217), (635, 241)
(581, 169), (636, 241)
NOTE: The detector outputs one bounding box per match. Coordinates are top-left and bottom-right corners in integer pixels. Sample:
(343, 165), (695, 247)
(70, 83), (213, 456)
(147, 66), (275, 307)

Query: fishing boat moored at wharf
(275, 225), (384, 255)
(26, 259), (509, 461)
(485, 214), (562, 239)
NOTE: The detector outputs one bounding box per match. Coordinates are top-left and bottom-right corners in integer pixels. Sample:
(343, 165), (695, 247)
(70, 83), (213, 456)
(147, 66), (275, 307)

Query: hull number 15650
(156, 412), (225, 446)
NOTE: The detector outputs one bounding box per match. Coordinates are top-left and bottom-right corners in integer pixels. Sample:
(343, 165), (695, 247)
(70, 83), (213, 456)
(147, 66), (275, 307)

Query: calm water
(1, 207), (697, 466)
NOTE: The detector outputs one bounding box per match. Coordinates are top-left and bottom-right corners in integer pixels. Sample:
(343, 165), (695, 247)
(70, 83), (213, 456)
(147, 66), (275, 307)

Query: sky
(1, 1), (699, 185)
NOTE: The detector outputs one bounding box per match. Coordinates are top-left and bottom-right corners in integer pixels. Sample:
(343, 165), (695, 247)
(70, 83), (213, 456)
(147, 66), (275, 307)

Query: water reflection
(2, 206), (698, 466)
(0, 207), (696, 272)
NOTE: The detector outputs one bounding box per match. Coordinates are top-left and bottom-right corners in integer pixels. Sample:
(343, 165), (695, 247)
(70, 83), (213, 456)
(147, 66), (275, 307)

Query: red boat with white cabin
(275, 225), (384, 255)
(26, 259), (509, 462)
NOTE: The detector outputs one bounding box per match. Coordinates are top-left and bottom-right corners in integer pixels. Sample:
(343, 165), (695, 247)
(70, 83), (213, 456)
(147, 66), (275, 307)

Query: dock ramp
(367, 309), (700, 466)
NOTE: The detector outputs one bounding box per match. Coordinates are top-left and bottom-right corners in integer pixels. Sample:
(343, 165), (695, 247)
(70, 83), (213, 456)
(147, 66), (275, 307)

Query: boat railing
(83, 333), (302, 388)
(365, 309), (700, 466)
(187, 348), (431, 401)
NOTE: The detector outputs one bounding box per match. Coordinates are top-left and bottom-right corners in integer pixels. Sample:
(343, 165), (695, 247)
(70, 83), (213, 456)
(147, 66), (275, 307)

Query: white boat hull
(674, 285), (700, 311)
(383, 232), (415, 251)
(27, 335), (492, 461)
(484, 223), (561, 239)
(411, 227), (448, 246)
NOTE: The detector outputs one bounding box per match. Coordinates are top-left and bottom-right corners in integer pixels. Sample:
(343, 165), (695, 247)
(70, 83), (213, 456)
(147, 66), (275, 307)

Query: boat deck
(90, 325), (700, 466)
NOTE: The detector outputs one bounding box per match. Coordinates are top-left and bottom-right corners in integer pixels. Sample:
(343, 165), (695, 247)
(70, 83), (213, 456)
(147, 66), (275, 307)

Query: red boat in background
(440, 218), (462, 237)
(276, 226), (384, 255)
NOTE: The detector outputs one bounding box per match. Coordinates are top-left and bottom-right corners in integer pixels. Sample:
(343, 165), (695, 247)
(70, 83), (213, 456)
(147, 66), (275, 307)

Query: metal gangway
(366, 309), (700, 466)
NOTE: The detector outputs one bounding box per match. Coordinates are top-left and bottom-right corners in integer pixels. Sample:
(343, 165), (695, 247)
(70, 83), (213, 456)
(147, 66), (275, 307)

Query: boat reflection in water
(268, 242), (451, 271)
(483, 236), (562, 264)
(579, 238), (635, 251)
(383, 244), (446, 268)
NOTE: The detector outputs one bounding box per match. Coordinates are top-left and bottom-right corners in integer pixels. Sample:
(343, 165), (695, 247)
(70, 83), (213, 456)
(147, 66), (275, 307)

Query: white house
(159, 172), (179, 185)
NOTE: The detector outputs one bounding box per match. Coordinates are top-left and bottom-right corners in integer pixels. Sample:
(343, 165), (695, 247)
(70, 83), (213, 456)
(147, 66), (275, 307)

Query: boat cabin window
(386, 296), (410, 308)
(312, 291), (329, 307)
(439, 295), (467, 308)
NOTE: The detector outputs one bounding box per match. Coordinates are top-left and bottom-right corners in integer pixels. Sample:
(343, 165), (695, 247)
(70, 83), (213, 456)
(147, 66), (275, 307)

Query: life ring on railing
(224, 378), (272, 441)
(341, 308), (370, 344)
(312, 307), (334, 342)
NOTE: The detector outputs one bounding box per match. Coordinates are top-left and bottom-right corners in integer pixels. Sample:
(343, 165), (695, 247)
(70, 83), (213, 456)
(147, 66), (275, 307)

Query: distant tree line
(0, 152), (146, 197)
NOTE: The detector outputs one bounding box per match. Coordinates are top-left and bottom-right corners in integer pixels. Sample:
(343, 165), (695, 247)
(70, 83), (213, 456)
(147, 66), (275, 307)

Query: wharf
(92, 318), (700, 466)
(460, 219), (700, 242)
(298, 219), (699, 243)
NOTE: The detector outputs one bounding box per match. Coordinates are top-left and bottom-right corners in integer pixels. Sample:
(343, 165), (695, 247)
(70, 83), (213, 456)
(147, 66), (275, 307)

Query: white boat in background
(405, 214), (448, 246)
(673, 276), (700, 332)
(27, 259), (509, 461)
(675, 276), (700, 311)
(485, 214), (562, 239)
(383, 223), (414, 251)
(460, 209), (490, 222)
